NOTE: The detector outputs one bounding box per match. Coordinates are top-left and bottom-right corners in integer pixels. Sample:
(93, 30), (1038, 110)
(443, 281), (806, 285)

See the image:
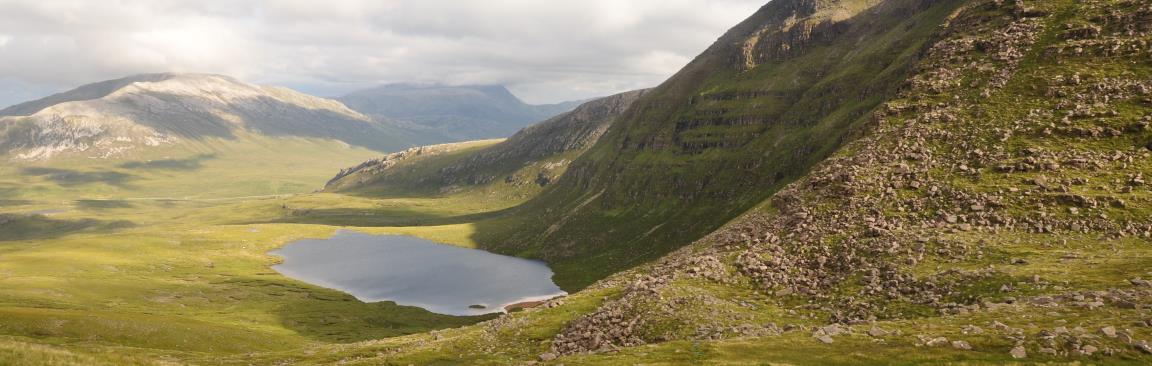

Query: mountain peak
(0, 73), (251, 118)
(0, 73), (417, 160)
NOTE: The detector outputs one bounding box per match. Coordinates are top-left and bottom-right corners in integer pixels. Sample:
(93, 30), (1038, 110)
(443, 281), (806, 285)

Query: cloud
(0, 0), (765, 103)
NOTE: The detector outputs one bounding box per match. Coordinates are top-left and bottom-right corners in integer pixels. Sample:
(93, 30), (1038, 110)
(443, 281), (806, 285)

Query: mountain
(0, 73), (421, 160)
(337, 84), (583, 141)
(3, 0), (1152, 364)
(313, 0), (1152, 363)
(402, 0), (972, 290)
(326, 89), (649, 196)
(547, 0), (1152, 356)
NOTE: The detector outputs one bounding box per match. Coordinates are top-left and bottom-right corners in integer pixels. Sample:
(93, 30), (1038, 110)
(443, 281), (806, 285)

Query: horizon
(0, 0), (765, 108)
(0, 72), (597, 111)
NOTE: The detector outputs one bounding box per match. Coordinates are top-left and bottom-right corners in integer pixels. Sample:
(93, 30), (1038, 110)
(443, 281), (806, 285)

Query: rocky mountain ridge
(0, 73), (419, 160)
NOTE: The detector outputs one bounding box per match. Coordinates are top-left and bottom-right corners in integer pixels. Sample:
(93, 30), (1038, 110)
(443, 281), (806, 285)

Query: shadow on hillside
(118, 154), (216, 171)
(246, 206), (514, 227)
(0, 214), (135, 242)
(20, 167), (136, 188)
(220, 275), (491, 343)
(74, 200), (136, 210)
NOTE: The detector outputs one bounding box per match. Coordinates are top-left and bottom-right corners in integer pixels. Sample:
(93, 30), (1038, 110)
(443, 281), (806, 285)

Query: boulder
(1010, 346), (1027, 359)
(952, 340), (972, 350)
(1101, 326), (1117, 338)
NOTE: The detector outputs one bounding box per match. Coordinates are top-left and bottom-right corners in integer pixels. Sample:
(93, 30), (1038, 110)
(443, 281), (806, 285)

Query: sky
(0, 0), (766, 107)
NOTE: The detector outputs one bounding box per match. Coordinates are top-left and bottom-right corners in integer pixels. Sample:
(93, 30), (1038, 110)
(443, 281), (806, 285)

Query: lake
(270, 230), (567, 316)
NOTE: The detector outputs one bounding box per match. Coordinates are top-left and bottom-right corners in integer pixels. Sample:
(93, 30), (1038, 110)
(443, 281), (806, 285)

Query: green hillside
(1, 0), (1150, 365)
(344, 0), (975, 290)
(279, 0), (1148, 364)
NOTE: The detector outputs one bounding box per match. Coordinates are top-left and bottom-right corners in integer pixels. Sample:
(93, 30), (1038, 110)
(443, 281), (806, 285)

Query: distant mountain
(326, 89), (649, 194)
(0, 73), (420, 160)
(337, 84), (584, 141)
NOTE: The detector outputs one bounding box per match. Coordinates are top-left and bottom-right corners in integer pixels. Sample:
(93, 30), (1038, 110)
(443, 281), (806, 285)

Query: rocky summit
(0, 73), (417, 160)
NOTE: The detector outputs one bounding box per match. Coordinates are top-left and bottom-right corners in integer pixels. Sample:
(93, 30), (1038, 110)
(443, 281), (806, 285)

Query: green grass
(0, 135), (514, 363)
(3, 1), (1152, 365)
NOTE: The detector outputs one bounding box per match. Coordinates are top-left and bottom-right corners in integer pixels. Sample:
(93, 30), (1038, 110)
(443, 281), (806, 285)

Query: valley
(0, 138), (508, 359)
(1, 0), (1151, 365)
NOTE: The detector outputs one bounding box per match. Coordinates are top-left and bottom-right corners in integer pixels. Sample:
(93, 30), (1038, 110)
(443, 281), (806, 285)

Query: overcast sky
(0, 0), (765, 107)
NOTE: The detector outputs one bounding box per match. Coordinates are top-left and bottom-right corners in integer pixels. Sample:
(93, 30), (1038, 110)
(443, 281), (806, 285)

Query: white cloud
(0, 0), (765, 103)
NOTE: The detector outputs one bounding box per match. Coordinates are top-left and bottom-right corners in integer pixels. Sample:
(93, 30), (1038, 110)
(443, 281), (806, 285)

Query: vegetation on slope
(326, 89), (649, 200)
(539, 0), (1152, 362)
(2, 0), (1150, 365)
(227, 0), (1150, 364)
(0, 137), (506, 364)
(461, 0), (973, 290)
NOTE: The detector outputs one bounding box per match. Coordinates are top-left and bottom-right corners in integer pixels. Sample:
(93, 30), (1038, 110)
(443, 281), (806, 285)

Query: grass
(0, 135), (516, 363)
(2, 1), (1151, 365)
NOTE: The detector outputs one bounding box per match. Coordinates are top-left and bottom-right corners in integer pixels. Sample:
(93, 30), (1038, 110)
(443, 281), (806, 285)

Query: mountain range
(338, 84), (584, 142)
(0, 73), (415, 160)
(0, 75), (582, 161)
(2, 0), (1151, 364)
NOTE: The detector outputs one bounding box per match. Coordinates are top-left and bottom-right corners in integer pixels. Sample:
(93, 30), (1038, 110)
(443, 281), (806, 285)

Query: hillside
(338, 84), (582, 141)
(1, 0), (1150, 365)
(0, 73), (422, 160)
(248, 0), (1150, 364)
(326, 89), (649, 197)
(368, 0), (980, 290)
(547, 0), (1152, 354)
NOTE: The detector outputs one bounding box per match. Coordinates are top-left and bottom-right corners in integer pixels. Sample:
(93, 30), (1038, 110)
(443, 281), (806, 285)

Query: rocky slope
(326, 89), (648, 196)
(0, 73), (420, 160)
(545, 0), (1152, 360)
(338, 84), (582, 142)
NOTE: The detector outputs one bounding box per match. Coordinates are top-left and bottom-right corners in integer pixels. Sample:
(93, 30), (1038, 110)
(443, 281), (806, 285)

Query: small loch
(270, 230), (567, 316)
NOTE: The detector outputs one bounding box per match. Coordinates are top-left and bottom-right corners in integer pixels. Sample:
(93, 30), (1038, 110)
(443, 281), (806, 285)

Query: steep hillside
(478, 0), (972, 289)
(326, 89), (649, 197)
(547, 0), (1152, 359)
(0, 73), (421, 160)
(233, 0), (1150, 364)
(338, 84), (582, 141)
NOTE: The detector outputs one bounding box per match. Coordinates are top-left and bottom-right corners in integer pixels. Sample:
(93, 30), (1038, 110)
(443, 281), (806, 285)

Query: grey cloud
(0, 0), (765, 104)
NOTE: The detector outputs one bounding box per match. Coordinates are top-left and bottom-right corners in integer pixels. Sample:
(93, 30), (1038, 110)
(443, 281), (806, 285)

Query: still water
(270, 230), (566, 316)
